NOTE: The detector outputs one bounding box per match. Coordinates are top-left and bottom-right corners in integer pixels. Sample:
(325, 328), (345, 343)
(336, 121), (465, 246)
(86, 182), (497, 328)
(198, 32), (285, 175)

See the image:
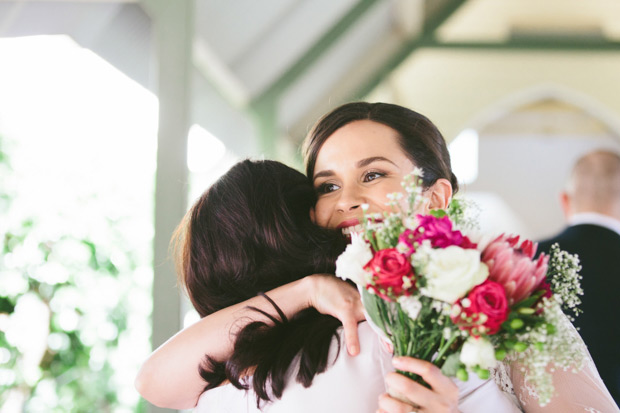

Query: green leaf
(361, 288), (390, 337)
(429, 209), (447, 218)
(513, 290), (544, 309)
(376, 236), (390, 250)
(440, 352), (462, 377)
(0, 297), (15, 313)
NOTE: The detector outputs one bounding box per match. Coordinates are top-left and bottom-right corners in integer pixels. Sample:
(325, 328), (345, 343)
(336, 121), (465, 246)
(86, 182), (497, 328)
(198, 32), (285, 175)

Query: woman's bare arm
(135, 274), (364, 409)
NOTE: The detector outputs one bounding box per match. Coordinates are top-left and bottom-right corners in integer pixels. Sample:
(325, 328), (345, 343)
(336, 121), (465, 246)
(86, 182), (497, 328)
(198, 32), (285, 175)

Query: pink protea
(481, 234), (549, 305)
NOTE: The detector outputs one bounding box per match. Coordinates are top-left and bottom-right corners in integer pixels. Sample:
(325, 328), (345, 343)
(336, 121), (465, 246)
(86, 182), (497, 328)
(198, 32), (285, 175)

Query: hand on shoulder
(306, 274), (365, 356)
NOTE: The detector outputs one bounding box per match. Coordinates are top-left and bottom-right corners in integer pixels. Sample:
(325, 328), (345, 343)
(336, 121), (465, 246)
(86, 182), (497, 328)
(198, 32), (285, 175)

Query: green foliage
(0, 133), (151, 412)
(440, 352), (462, 376)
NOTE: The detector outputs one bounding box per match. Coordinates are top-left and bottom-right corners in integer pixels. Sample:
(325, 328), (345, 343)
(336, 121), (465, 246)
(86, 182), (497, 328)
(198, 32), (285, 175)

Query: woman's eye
(364, 171), (385, 182)
(316, 182), (340, 194)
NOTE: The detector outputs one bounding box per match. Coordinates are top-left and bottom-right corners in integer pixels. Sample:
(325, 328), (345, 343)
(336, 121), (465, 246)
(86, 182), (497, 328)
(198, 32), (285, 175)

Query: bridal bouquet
(335, 171), (584, 405)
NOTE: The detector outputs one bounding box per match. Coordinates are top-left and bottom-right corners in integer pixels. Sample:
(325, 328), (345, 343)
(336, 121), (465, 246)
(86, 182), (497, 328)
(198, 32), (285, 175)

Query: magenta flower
(398, 215), (476, 256)
(481, 234), (549, 305)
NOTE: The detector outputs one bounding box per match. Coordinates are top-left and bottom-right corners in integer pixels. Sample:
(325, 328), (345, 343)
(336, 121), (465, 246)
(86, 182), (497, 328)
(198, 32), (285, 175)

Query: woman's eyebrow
(313, 169), (334, 181)
(313, 157), (398, 182)
(357, 156), (397, 168)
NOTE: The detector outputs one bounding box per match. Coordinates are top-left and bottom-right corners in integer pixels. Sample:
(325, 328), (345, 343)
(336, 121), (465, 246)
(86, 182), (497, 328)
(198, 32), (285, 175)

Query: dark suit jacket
(538, 224), (620, 406)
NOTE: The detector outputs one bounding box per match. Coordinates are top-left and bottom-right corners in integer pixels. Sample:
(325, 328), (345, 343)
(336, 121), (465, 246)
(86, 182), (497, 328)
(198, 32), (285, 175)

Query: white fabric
(194, 322), (390, 413)
(568, 212), (620, 236)
(194, 322), (521, 413)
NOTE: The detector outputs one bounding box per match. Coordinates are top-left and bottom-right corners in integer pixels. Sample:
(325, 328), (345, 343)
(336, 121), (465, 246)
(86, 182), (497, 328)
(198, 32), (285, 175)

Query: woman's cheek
(411, 196), (431, 215)
(313, 199), (331, 228)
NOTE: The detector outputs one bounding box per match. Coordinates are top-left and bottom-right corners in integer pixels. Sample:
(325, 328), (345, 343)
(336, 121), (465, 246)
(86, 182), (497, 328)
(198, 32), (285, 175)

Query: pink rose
(452, 280), (509, 336)
(365, 248), (415, 300)
(398, 215), (476, 256)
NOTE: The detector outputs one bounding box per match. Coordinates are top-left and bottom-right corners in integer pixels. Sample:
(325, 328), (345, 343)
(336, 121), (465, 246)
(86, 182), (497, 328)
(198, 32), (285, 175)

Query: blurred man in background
(538, 149), (620, 406)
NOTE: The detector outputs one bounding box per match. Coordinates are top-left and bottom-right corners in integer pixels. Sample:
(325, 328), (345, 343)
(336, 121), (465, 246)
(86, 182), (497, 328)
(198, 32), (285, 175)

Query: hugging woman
(136, 102), (618, 413)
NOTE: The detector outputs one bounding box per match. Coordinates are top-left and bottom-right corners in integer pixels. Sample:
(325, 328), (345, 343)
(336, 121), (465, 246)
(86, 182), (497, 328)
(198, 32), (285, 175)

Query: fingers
(308, 274), (366, 356)
(377, 392), (416, 413)
(384, 371), (433, 408)
(382, 358), (459, 412)
(392, 357), (458, 398)
(340, 295), (364, 356)
(352, 294), (366, 322)
(342, 316), (360, 356)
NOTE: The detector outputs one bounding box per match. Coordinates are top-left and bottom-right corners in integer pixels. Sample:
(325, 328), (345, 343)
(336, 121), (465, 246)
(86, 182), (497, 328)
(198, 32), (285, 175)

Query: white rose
(397, 295), (422, 320)
(335, 233), (373, 285)
(460, 337), (497, 369)
(421, 246), (488, 303)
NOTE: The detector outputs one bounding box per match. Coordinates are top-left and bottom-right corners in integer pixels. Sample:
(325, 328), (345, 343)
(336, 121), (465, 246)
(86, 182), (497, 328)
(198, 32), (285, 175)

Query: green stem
(434, 333), (459, 366)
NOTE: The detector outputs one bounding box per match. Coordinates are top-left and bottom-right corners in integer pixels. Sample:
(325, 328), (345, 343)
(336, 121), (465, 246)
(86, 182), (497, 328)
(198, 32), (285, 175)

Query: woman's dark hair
(303, 101), (459, 194)
(174, 159), (347, 406)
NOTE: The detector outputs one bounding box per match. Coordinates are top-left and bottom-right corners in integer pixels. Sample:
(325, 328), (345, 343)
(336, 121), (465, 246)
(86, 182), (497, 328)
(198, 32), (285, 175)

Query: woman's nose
(336, 186), (364, 212)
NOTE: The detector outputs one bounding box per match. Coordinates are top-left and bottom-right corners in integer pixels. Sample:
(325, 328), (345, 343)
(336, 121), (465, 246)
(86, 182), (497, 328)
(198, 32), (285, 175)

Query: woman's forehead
(315, 120), (405, 164)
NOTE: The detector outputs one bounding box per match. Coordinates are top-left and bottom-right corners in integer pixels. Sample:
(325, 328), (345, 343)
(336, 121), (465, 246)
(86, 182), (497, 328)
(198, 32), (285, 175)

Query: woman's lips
(337, 219), (360, 229)
(337, 217), (384, 237)
(337, 219), (362, 237)
(341, 224), (364, 236)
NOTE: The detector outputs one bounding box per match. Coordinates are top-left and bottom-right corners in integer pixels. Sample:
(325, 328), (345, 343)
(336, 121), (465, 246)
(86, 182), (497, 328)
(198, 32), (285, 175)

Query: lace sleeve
(495, 313), (619, 412)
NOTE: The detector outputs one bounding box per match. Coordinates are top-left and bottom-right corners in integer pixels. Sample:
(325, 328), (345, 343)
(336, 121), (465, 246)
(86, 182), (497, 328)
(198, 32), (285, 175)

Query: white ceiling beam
(392, 0), (425, 37)
(193, 37), (250, 108)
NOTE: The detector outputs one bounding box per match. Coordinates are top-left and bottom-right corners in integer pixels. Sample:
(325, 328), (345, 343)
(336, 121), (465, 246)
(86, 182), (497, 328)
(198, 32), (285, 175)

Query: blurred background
(1, 0), (619, 411)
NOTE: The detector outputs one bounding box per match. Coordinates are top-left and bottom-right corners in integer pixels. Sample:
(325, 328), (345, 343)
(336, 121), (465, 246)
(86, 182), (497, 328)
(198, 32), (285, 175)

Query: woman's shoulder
(267, 321), (391, 412)
(331, 320), (394, 368)
(194, 383), (259, 413)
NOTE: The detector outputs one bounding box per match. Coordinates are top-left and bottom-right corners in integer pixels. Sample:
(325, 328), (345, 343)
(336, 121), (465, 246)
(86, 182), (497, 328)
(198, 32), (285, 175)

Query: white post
(140, 1), (194, 411)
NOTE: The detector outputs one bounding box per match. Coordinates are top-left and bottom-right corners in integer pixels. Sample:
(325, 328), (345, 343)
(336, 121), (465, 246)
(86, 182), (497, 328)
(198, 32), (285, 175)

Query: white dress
(195, 322), (522, 413)
(491, 314), (619, 413)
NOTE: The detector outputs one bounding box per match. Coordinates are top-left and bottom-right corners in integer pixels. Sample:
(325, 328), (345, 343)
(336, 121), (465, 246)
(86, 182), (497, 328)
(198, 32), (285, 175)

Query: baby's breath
(512, 301), (587, 405)
(448, 197), (480, 232)
(546, 244), (583, 320)
(399, 171), (426, 212)
(374, 214), (405, 249)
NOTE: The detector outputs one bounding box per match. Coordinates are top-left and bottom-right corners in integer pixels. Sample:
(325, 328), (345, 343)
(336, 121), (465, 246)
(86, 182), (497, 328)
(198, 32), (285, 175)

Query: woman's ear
(425, 178), (452, 211)
(560, 191), (572, 220)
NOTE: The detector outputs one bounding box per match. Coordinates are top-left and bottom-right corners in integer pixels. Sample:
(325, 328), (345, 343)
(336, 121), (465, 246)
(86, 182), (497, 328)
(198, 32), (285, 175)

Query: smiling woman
(304, 103), (456, 233)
